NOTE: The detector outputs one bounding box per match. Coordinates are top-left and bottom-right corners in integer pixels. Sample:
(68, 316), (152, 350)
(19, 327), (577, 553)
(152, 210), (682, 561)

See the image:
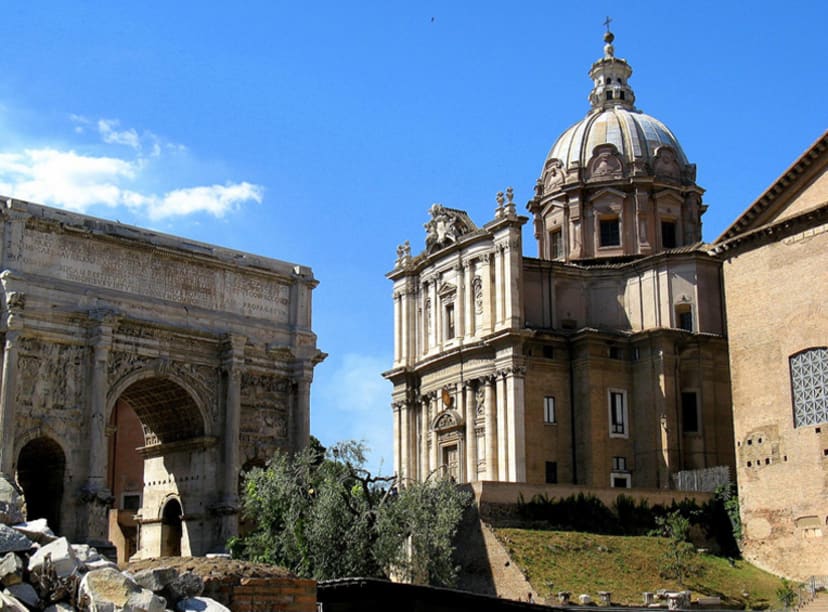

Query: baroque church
(386, 27), (828, 580)
(384, 29), (735, 490)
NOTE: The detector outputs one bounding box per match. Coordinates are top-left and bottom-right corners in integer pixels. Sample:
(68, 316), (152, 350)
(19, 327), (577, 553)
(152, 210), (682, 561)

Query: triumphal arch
(0, 197), (325, 560)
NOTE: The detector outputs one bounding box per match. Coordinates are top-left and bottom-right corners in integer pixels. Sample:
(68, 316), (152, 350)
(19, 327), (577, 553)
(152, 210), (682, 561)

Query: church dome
(546, 106), (689, 171)
(539, 29), (694, 190)
(529, 27), (705, 262)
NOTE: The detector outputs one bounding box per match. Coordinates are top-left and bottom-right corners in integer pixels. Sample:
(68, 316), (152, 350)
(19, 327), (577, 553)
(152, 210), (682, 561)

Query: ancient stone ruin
(0, 474), (228, 611)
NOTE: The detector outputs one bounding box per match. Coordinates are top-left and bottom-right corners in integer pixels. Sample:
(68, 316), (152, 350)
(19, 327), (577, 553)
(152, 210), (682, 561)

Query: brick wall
(202, 576), (317, 612)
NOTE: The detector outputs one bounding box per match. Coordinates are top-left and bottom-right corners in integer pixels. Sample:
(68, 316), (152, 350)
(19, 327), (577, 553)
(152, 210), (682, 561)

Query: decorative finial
(603, 16), (615, 57)
(505, 187), (516, 216)
(495, 191), (505, 218)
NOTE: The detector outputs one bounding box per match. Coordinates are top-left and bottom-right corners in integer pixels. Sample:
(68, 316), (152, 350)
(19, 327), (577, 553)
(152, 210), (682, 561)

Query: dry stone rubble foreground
(0, 474), (229, 611)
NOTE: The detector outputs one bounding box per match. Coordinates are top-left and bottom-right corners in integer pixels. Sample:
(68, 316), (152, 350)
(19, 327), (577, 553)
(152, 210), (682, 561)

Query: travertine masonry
(0, 196), (325, 560)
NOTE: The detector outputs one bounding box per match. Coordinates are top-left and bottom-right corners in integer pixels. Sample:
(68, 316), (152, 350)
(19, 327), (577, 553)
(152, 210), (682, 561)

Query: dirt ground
(124, 556), (295, 583)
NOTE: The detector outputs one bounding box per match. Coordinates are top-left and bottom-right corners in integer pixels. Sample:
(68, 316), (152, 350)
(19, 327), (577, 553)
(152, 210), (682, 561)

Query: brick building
(714, 131), (828, 579)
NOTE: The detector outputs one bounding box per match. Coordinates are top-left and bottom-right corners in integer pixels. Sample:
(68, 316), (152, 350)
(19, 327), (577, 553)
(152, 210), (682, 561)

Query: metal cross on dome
(604, 16), (612, 32)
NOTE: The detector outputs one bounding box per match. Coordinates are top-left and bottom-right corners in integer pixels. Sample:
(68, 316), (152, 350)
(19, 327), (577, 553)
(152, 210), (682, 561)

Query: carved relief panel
(239, 372), (290, 460)
(15, 337), (85, 427)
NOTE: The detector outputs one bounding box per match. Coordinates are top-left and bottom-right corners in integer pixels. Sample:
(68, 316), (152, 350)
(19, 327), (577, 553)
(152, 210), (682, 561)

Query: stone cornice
(716, 130), (828, 243)
(711, 201), (828, 258)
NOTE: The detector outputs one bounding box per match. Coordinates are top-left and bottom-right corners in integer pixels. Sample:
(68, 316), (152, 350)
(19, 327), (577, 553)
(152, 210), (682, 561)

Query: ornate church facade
(385, 31), (735, 490)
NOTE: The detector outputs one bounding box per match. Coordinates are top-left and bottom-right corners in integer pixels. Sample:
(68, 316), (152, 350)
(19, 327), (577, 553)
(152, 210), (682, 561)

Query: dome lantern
(528, 24), (705, 262)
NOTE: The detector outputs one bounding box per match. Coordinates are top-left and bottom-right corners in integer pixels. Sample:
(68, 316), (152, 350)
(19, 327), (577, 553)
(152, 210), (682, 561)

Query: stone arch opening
(17, 437), (65, 533)
(238, 457), (267, 537)
(107, 376), (207, 561)
(118, 376), (205, 444)
(160, 498), (183, 557)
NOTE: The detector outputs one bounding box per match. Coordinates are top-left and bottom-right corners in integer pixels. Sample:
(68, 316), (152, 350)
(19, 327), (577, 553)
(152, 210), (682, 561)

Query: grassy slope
(496, 528), (782, 608)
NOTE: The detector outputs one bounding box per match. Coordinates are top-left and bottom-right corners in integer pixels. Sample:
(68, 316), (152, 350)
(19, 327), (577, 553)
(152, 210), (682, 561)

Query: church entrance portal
(17, 437), (65, 533)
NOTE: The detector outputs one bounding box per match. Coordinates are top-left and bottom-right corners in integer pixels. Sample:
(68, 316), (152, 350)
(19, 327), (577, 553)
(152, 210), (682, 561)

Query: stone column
(484, 376), (497, 480)
(393, 291), (402, 363)
(505, 367), (526, 482)
(219, 335), (245, 540)
(392, 403), (402, 477)
(0, 330), (20, 477)
(464, 384), (477, 482)
(465, 262), (475, 338)
(400, 401), (410, 481)
(430, 396), (439, 474)
(495, 372), (508, 480)
(81, 309), (118, 549)
(0, 278), (24, 478)
(428, 280), (437, 351)
(493, 248), (503, 328)
(87, 313), (116, 491)
(419, 397), (429, 480)
(478, 254), (492, 333)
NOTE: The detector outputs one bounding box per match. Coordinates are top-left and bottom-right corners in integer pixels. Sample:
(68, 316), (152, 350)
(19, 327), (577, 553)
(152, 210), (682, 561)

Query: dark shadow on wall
(453, 485), (497, 596)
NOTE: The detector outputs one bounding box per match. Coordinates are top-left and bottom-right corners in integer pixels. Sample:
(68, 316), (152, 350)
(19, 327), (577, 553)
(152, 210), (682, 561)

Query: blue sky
(0, 2), (825, 472)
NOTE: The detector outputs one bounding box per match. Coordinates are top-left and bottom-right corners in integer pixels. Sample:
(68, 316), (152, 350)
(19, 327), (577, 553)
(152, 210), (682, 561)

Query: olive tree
(231, 440), (471, 586)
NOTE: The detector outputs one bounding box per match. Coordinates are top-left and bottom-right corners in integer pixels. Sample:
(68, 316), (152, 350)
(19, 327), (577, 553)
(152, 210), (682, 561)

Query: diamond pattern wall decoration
(791, 347), (828, 427)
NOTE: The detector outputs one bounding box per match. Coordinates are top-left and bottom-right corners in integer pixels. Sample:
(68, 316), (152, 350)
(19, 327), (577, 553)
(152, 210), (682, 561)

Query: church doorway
(160, 498), (183, 556)
(442, 444), (459, 481)
(17, 437), (65, 533)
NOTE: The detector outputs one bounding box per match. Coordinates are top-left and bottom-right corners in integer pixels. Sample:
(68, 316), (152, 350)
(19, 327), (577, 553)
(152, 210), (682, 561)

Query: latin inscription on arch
(20, 228), (290, 323)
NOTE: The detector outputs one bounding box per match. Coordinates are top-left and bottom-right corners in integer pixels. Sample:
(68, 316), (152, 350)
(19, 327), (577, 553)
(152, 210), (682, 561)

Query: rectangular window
(676, 305), (693, 331)
(544, 396), (556, 424)
(549, 230), (563, 259)
(661, 220), (677, 249)
(609, 346), (623, 360)
(600, 218), (620, 247)
(612, 456), (627, 471)
(545, 461), (558, 484)
(611, 474), (631, 488)
(609, 390), (628, 437)
(445, 303), (455, 340)
(122, 493), (141, 512)
(681, 391), (699, 433)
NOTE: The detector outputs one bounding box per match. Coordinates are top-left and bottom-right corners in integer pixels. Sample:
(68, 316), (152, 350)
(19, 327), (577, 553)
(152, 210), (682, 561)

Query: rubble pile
(0, 476), (229, 611)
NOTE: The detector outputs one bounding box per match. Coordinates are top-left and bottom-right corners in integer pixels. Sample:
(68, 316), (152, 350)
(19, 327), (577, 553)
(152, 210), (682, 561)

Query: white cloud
(154, 182), (263, 220)
(0, 116), (262, 220)
(97, 119), (140, 150)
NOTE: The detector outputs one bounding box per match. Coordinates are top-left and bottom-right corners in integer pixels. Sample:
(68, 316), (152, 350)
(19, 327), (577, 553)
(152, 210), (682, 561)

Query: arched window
(790, 347), (828, 428)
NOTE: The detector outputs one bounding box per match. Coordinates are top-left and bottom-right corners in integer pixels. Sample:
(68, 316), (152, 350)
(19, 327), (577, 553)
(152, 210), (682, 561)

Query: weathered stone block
(43, 604), (74, 612)
(78, 567), (166, 612)
(0, 552), (23, 586)
(177, 596), (230, 611)
(0, 478), (25, 527)
(162, 571), (204, 602)
(28, 537), (80, 579)
(0, 591), (28, 612)
(12, 519), (56, 545)
(4, 583), (38, 608)
(0, 526), (32, 555)
(132, 566), (178, 592)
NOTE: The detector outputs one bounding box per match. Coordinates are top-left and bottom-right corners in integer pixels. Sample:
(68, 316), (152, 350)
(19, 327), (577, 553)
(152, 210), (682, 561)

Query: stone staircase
(801, 592), (828, 612)
(453, 503), (539, 603)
